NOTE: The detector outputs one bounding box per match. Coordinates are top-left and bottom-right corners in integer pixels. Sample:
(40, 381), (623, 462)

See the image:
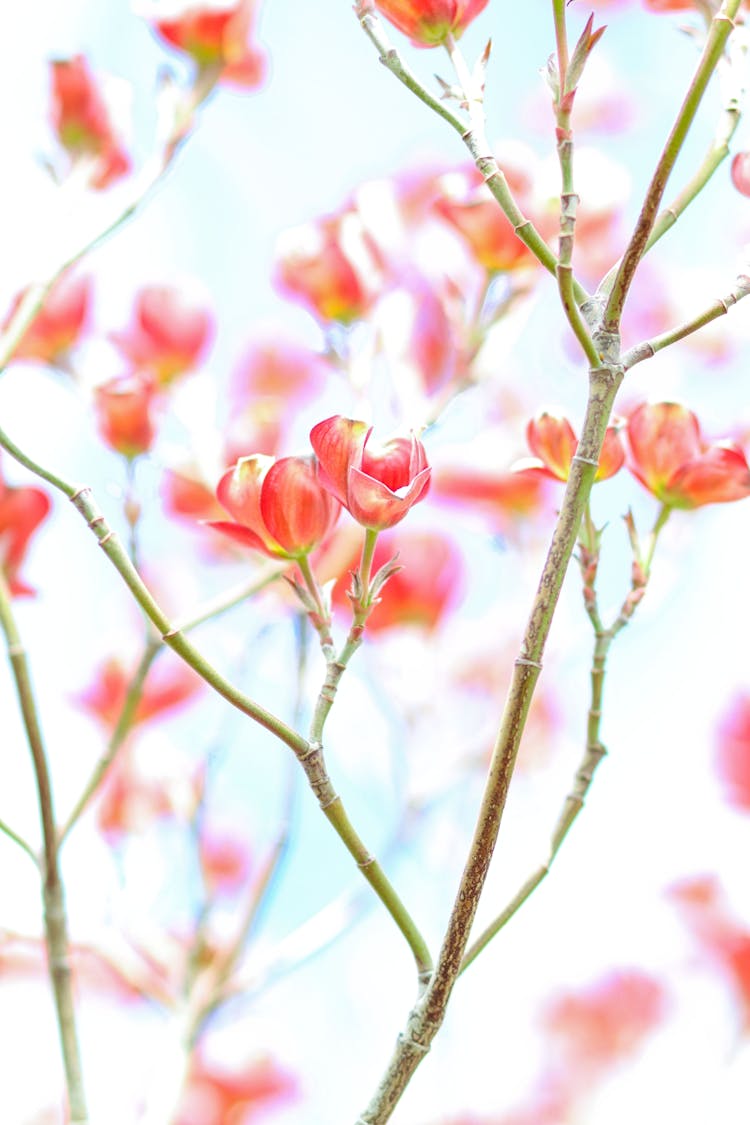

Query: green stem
(552, 9), (599, 367)
(622, 275), (750, 369)
(58, 641), (159, 846)
(124, 456), (142, 569)
(0, 572), (88, 1123)
(602, 0), (741, 330)
(191, 614), (308, 1025)
(59, 566), (283, 846)
(359, 527), (379, 596)
(460, 501), (669, 971)
(299, 534), (433, 979)
(643, 24), (745, 256)
(358, 6), (586, 299)
(552, 0), (569, 85)
(0, 816), (39, 867)
(296, 552), (335, 655)
(643, 503), (671, 576)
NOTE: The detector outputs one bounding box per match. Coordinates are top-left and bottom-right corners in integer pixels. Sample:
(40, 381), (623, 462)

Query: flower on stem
(94, 372), (158, 459)
(49, 55), (131, 189)
(208, 454), (340, 559)
(310, 415), (431, 531)
(273, 209), (383, 325)
(515, 411), (625, 483)
(625, 402), (750, 509)
(372, 0), (490, 48)
(3, 274), (91, 366)
(149, 0), (267, 90)
(111, 285), (214, 386)
(0, 468), (51, 597)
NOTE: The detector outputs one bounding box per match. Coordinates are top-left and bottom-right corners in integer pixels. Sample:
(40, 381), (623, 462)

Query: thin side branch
(357, 5), (586, 297)
(602, 0), (742, 329)
(0, 573), (88, 1123)
(622, 273), (750, 369)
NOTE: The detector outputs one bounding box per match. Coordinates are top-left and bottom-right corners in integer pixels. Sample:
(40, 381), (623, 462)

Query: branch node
(358, 855), (376, 869)
(97, 531), (115, 548)
(572, 454), (599, 467)
(299, 740), (323, 762)
(515, 657), (542, 670)
(397, 1032), (430, 1055)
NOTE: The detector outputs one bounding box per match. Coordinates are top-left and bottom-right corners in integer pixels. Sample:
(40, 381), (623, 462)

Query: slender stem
(321, 792), (433, 981)
(192, 613), (308, 1026)
(56, 480), (307, 758)
(358, 528), (378, 595)
(0, 816), (39, 867)
(643, 24), (745, 257)
(0, 572), (88, 1123)
(124, 457), (142, 569)
(301, 733), (432, 977)
(551, 1), (599, 367)
(602, 0), (741, 330)
(643, 504), (672, 576)
(356, 363), (623, 1123)
(170, 566), (284, 634)
(622, 274), (750, 369)
(59, 566), (283, 846)
(357, 6), (586, 298)
(552, 0), (569, 85)
(459, 501), (671, 970)
(296, 552), (335, 655)
(58, 641), (159, 845)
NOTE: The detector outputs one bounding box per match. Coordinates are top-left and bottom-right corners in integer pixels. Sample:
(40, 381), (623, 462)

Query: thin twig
(602, 0), (742, 330)
(0, 572), (88, 1123)
(622, 273), (750, 369)
(357, 5), (584, 296)
(458, 500), (665, 970)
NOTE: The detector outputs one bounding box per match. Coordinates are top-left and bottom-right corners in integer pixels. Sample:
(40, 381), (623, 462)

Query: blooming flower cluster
(210, 414), (432, 563)
(512, 403), (750, 510)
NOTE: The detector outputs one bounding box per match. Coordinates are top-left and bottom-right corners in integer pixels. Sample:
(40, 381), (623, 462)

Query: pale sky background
(2, 2), (750, 1124)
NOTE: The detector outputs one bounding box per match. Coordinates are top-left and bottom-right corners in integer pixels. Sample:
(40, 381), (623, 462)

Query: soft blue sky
(2, 3), (750, 1124)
